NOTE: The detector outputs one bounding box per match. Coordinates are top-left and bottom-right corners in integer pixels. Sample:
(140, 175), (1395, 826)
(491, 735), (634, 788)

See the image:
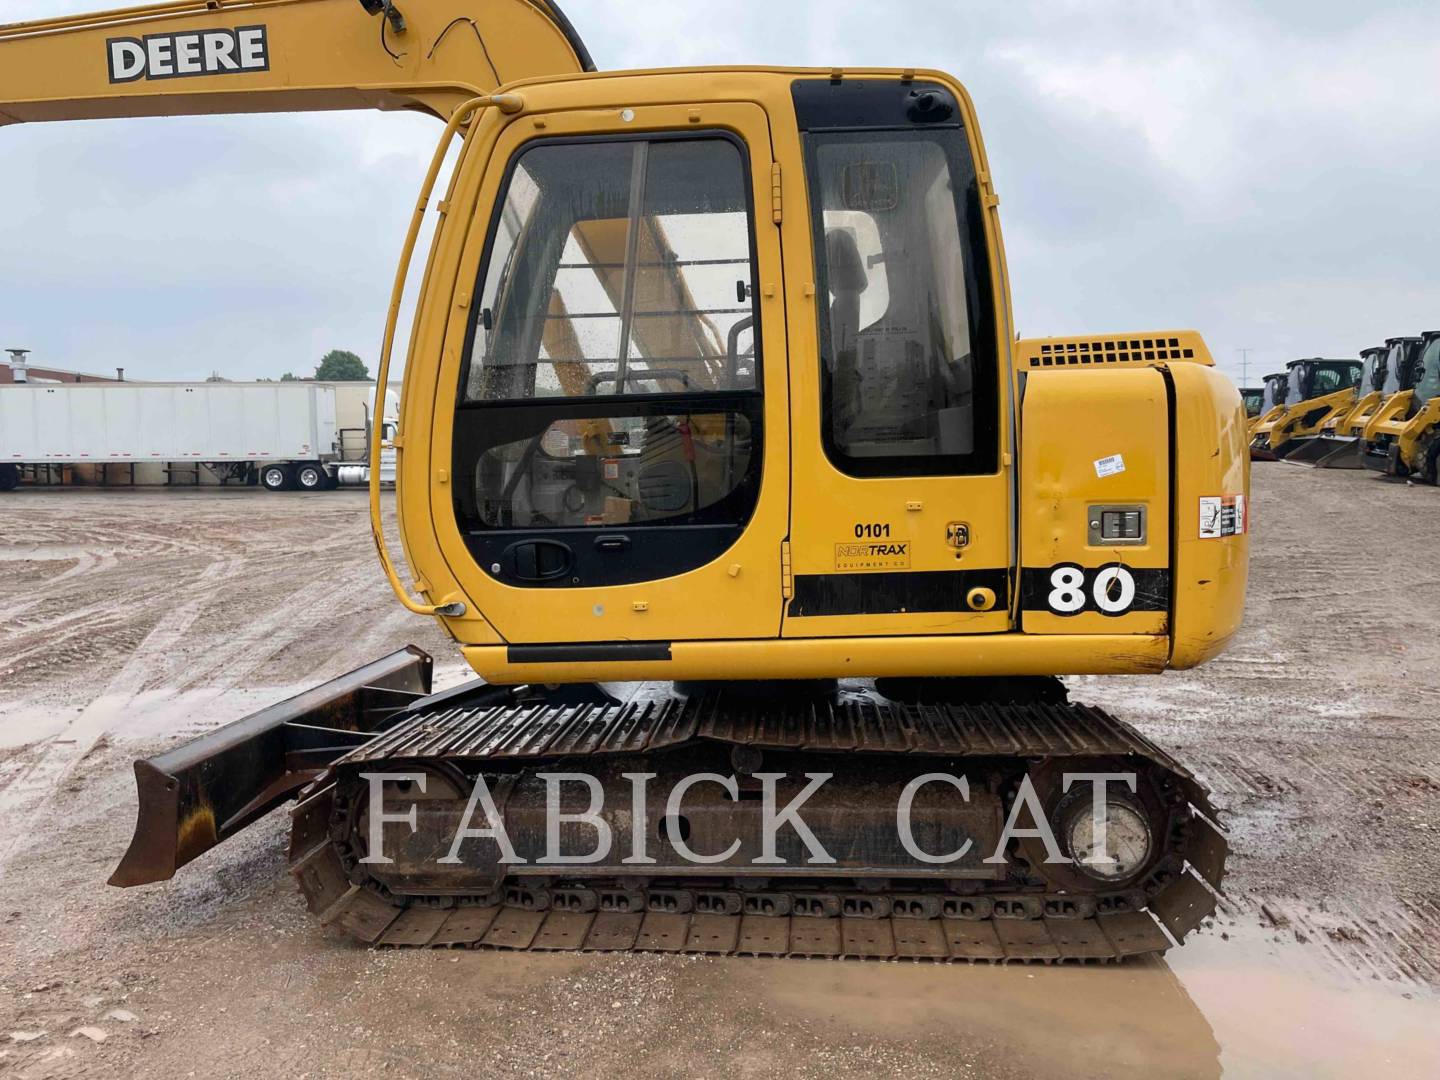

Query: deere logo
(107, 26), (270, 84)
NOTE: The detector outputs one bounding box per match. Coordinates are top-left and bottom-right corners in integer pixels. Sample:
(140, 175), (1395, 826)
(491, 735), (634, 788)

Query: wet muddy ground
(1, 467), (1437, 1077)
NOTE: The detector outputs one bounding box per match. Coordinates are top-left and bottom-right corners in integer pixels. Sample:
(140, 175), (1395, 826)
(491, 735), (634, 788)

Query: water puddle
(748, 920), (1439, 1078)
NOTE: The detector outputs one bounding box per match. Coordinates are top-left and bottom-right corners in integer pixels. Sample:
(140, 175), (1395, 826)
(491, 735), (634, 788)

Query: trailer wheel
(0, 464), (18, 493)
(260, 464), (294, 492)
(294, 463), (327, 491)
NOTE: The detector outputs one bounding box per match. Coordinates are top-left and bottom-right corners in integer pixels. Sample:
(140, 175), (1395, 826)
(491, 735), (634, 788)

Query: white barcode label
(1094, 454), (1126, 478)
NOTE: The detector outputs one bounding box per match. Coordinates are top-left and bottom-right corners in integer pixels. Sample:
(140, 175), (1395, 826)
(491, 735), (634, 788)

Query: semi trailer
(0, 381), (393, 492)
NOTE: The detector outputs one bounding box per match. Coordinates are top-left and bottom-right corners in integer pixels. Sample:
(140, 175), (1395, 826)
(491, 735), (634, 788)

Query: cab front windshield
(1357, 352), (1383, 395)
(1286, 366), (1306, 403)
(456, 135), (763, 533)
(1416, 338), (1440, 405)
(1261, 377), (1286, 411)
(1288, 362), (1356, 403)
(1380, 342), (1412, 395)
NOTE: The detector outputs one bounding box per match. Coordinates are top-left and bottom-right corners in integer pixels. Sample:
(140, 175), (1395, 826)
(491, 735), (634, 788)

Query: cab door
(427, 102), (790, 645)
(780, 79), (1012, 638)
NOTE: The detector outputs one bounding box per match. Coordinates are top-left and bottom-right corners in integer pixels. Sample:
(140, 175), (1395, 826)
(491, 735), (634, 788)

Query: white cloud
(2, 0), (1438, 385)
(991, 3), (1440, 200)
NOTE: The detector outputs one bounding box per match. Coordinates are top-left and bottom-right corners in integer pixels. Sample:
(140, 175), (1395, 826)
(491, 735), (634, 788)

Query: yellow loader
(1248, 357), (1361, 461)
(1239, 387), (1265, 420)
(1282, 344), (1387, 468)
(1247, 371), (1289, 439)
(1361, 330), (1440, 482)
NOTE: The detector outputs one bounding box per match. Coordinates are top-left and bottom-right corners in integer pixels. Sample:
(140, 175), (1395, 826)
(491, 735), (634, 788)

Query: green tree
(315, 350), (370, 381)
(280, 372), (299, 382)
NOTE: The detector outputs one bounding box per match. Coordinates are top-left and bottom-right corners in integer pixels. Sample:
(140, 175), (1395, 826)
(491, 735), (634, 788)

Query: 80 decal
(1045, 563), (1137, 616)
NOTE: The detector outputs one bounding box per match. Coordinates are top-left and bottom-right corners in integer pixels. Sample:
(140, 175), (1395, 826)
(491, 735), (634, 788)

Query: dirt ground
(1, 467), (1438, 1078)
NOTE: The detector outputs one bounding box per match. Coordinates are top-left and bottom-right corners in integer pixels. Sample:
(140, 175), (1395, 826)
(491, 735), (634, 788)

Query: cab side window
(805, 129), (997, 477)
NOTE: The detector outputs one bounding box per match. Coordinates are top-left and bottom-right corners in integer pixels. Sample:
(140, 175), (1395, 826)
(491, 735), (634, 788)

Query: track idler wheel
(1015, 757), (1183, 898)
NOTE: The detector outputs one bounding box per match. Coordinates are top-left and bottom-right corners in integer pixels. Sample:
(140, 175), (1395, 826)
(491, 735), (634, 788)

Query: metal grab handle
(585, 369), (695, 394)
(371, 94), (521, 618)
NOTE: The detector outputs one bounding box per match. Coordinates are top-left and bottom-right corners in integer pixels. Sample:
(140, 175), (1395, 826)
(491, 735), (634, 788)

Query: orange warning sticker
(1199, 495), (1247, 539)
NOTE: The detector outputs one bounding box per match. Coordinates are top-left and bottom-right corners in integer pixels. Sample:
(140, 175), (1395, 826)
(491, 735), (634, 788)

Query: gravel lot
(1, 468), (1438, 1078)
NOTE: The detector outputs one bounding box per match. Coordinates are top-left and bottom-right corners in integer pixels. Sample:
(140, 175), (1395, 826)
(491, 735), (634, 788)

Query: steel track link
(288, 803), (1171, 961)
(286, 695), (1227, 961)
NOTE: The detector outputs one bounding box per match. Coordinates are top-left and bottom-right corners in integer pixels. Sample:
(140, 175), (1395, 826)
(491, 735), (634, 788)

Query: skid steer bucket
(1281, 435), (1364, 468)
(109, 647), (435, 887)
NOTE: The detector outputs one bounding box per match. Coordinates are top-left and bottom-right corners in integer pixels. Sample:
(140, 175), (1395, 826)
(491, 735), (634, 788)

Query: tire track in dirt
(0, 492), (450, 877)
(0, 553), (246, 868)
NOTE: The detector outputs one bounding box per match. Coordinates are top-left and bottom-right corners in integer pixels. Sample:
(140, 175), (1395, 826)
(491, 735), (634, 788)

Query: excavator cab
(1240, 388), (1265, 418)
(427, 75), (1027, 666)
(390, 72), (1248, 682)
(1362, 330), (1440, 481)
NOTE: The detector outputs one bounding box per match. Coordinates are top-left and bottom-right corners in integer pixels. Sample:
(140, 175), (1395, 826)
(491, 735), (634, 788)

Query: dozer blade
(109, 647), (435, 887)
(1282, 435), (1363, 468)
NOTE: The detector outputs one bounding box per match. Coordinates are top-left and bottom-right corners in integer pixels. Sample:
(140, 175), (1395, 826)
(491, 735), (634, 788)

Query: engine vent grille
(1025, 336), (1195, 368)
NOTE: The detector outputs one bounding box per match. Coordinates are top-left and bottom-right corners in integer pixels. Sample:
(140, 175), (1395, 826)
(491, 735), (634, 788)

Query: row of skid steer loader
(1252, 333), (1440, 481)
(1248, 358), (1361, 461)
(1359, 330), (1440, 481)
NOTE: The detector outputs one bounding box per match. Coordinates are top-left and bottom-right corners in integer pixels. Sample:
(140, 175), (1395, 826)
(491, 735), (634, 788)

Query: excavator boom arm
(0, 0), (593, 125)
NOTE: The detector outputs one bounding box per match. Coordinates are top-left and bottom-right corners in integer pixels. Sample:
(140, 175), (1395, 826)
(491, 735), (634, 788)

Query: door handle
(503, 539), (573, 581)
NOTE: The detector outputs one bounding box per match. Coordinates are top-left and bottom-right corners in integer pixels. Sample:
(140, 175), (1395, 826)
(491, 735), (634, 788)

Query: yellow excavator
(1361, 330), (1440, 482)
(3, 0), (1245, 962)
(1283, 344), (1387, 468)
(1247, 357), (1361, 461)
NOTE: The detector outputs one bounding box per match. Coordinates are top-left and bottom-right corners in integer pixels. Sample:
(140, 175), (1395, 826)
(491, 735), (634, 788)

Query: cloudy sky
(3, 0), (1438, 387)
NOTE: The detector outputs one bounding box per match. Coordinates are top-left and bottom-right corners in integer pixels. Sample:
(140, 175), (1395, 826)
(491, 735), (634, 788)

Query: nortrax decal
(107, 26), (270, 84)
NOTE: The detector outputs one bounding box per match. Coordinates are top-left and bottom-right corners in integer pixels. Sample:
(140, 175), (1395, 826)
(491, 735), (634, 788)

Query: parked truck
(0, 381), (351, 492)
